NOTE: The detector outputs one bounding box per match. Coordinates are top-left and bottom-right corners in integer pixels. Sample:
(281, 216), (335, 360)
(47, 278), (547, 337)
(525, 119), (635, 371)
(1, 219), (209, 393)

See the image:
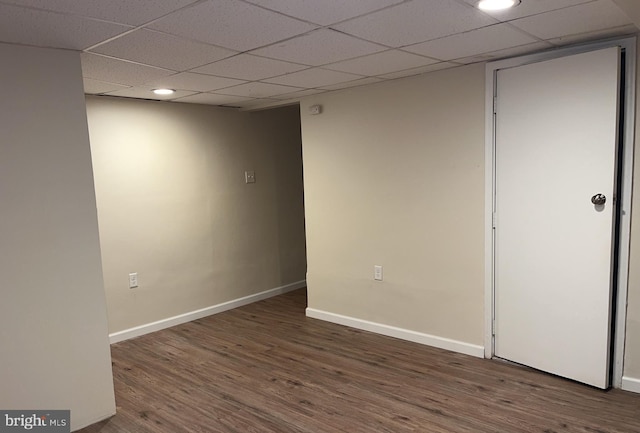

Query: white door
(494, 47), (621, 389)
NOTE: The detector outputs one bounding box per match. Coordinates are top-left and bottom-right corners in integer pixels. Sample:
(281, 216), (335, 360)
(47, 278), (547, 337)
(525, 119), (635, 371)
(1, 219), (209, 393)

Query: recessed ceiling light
(477, 0), (520, 11)
(152, 88), (175, 95)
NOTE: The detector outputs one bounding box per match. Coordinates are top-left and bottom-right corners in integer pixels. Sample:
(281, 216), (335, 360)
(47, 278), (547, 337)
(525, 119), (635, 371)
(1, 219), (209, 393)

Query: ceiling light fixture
(477, 0), (520, 11)
(152, 88), (175, 95)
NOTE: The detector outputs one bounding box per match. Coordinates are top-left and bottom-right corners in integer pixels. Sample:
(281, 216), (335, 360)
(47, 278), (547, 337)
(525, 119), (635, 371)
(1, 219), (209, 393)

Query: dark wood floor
(80, 289), (640, 433)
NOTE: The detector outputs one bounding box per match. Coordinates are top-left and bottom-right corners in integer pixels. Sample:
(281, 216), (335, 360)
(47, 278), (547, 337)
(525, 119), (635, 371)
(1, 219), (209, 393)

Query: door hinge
(492, 212), (497, 229)
(493, 96), (497, 114)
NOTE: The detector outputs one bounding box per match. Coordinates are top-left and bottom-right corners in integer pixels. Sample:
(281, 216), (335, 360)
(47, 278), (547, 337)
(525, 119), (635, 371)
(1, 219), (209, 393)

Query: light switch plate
(129, 272), (138, 289)
(374, 265), (383, 281)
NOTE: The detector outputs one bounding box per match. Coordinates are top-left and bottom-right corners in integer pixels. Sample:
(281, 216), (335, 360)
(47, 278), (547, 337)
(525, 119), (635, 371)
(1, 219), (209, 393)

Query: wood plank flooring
(80, 289), (640, 433)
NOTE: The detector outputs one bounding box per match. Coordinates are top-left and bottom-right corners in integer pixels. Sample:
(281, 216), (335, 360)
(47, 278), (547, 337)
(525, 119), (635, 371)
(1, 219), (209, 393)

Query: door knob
(591, 194), (606, 205)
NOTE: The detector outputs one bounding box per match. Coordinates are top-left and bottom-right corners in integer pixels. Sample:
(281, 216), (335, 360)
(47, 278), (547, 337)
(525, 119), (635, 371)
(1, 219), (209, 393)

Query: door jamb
(484, 36), (637, 389)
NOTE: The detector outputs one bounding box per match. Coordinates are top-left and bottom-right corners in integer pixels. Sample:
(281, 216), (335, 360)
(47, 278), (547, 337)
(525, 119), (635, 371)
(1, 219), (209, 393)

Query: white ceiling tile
(265, 68), (363, 88)
(250, 29), (385, 66)
(0, 0), (199, 26)
(510, 0), (632, 40)
(81, 53), (174, 86)
(547, 24), (638, 46)
(104, 87), (198, 101)
(0, 3), (131, 50)
(403, 23), (538, 61)
(319, 77), (385, 91)
(460, 0), (593, 21)
(243, 0), (404, 25)
(149, 0), (316, 51)
(83, 78), (130, 94)
(144, 72), (246, 92)
(233, 98), (282, 109)
(453, 41), (553, 64)
(324, 50), (439, 76)
(191, 54), (308, 81)
(90, 29), (236, 71)
(6, 0), (634, 108)
(217, 82), (304, 98)
(333, 0), (497, 47)
(378, 62), (460, 79)
(271, 88), (329, 100)
(172, 93), (255, 106)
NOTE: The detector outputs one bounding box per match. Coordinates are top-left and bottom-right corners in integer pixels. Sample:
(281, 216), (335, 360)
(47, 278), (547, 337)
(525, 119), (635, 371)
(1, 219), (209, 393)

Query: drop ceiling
(0, 0), (637, 109)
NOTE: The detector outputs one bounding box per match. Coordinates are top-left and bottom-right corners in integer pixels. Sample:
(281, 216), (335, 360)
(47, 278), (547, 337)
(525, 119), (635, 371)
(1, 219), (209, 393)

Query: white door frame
(484, 36), (637, 389)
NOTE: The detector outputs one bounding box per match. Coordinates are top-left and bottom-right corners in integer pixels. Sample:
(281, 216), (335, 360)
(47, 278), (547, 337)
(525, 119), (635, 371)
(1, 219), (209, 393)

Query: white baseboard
(305, 308), (484, 358)
(622, 376), (640, 393)
(109, 280), (306, 344)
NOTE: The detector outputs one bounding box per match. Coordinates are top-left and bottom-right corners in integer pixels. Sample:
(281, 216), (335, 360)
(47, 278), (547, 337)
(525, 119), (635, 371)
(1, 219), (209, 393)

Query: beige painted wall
(300, 64), (486, 345)
(86, 97), (306, 334)
(613, 0), (640, 28)
(0, 43), (115, 430)
(623, 36), (640, 381)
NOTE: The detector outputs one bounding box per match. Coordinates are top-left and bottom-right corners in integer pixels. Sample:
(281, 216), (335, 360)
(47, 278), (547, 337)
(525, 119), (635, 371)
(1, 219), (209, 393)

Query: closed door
(494, 47), (621, 389)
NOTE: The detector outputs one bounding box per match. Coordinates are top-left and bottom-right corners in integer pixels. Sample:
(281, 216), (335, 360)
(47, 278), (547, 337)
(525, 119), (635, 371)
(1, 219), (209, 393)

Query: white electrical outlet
(245, 170), (256, 183)
(129, 272), (138, 289)
(374, 265), (383, 281)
